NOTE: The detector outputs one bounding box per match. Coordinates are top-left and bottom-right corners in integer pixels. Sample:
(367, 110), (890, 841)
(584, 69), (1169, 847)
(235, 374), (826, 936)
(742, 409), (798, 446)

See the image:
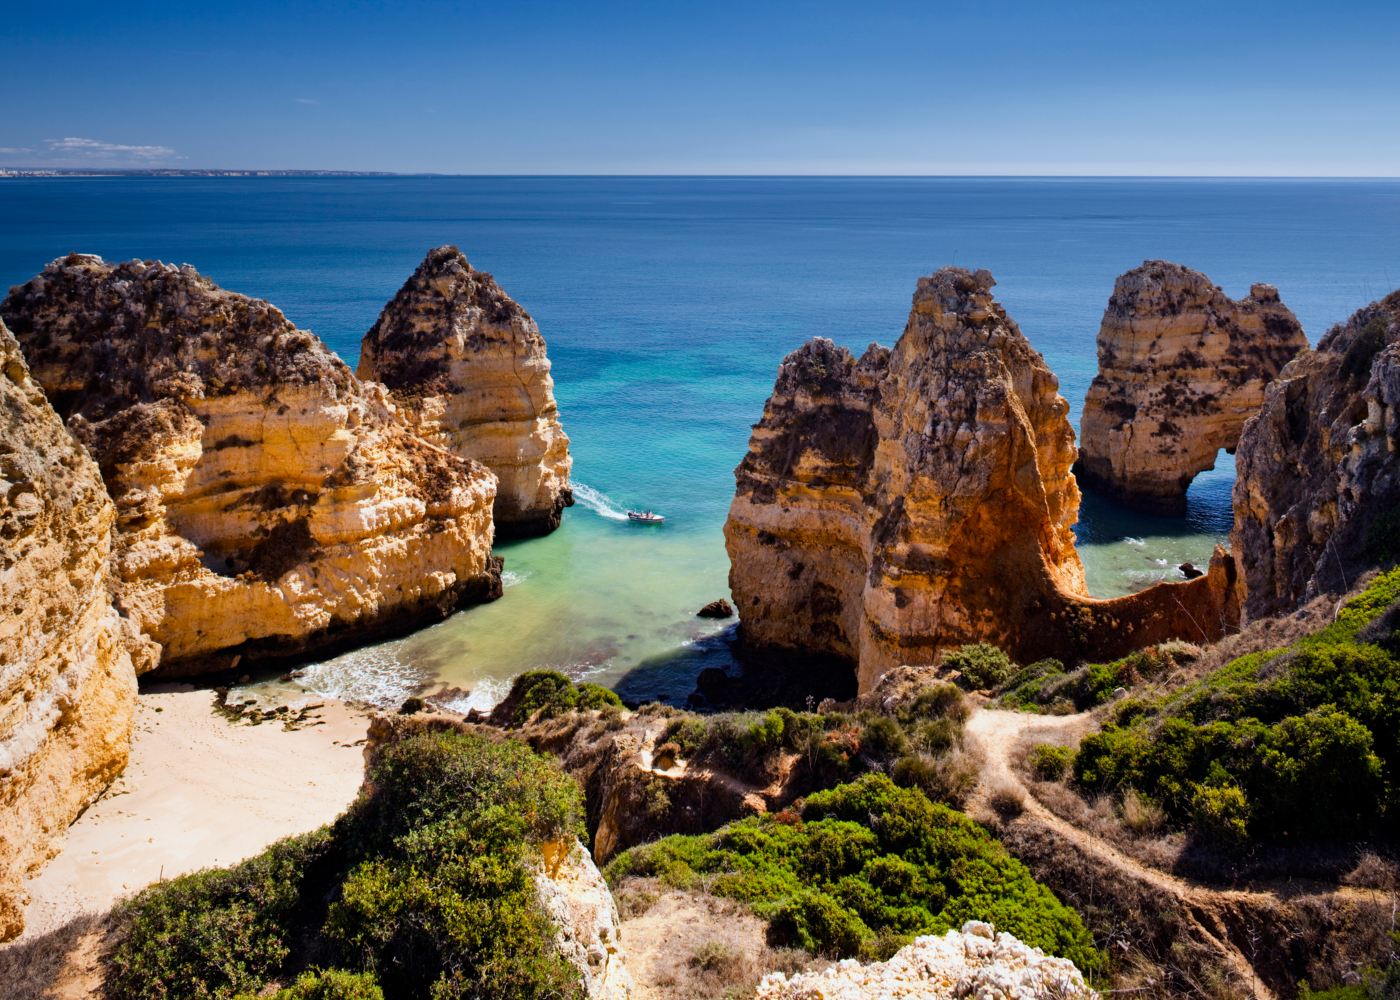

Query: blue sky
(3, 1), (1398, 175)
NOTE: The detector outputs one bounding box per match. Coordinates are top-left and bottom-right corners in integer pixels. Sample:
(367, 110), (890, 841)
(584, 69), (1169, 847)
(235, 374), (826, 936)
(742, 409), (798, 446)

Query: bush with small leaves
(943, 643), (1015, 690)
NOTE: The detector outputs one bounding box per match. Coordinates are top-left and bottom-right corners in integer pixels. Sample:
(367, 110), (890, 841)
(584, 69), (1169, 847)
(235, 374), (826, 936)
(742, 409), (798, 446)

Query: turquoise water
(3, 177), (1398, 706)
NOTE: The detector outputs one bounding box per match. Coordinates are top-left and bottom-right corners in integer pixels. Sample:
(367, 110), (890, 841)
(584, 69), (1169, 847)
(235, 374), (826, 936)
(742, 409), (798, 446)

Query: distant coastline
(0, 168), (400, 178)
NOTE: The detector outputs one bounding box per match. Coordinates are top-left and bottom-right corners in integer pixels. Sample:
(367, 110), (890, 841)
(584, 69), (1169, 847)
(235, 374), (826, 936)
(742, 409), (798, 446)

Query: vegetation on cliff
(605, 773), (1102, 974)
(1072, 567), (1400, 844)
(104, 729), (586, 1000)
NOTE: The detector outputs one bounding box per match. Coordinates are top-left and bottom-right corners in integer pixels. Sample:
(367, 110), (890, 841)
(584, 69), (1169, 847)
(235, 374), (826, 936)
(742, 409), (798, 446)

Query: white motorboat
(626, 509), (665, 524)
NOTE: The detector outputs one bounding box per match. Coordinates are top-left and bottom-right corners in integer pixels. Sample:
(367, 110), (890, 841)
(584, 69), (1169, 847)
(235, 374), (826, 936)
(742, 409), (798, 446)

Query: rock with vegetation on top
(358, 246), (574, 537)
(1076, 261), (1307, 514)
(1, 254), (501, 676)
(0, 319), (153, 940)
(1233, 289), (1400, 617)
(755, 921), (1097, 1000)
(725, 267), (1239, 691)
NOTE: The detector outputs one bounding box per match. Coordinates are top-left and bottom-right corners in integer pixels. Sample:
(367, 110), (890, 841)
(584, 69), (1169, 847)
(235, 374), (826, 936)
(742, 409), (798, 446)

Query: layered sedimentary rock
(755, 921), (1097, 1000)
(1233, 290), (1400, 617)
(359, 247), (573, 537)
(1, 255), (501, 676)
(727, 268), (1239, 691)
(0, 321), (151, 940)
(1077, 261), (1307, 513)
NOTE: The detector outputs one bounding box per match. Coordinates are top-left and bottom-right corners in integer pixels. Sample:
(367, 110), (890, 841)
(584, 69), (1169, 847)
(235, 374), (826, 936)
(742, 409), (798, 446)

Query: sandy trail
(12, 686), (370, 942)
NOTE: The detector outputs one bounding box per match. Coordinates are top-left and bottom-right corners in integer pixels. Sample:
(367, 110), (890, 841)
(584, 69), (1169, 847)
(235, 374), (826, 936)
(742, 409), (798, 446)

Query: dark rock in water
(399, 696), (426, 715)
(697, 598), (735, 619)
(696, 667), (730, 693)
(1179, 562), (1204, 580)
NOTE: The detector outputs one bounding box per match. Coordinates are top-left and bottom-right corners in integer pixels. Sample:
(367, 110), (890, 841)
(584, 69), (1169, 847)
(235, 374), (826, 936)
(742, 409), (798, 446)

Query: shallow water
(3, 176), (1397, 706)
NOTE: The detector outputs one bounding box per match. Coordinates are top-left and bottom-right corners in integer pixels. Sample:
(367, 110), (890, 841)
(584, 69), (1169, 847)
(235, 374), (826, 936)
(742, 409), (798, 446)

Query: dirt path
(965, 707), (1281, 1000)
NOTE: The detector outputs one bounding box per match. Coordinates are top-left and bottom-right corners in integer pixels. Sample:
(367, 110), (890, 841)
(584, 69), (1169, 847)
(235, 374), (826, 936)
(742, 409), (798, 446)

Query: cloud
(0, 146), (34, 154)
(294, 97), (320, 106)
(44, 137), (179, 160)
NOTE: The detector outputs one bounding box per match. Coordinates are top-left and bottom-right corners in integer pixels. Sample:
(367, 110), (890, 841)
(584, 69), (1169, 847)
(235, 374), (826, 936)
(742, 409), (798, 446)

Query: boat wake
(572, 482), (629, 521)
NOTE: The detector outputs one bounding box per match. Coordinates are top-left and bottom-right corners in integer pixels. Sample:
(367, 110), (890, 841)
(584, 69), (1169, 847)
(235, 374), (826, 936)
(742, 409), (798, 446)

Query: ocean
(3, 176), (1397, 707)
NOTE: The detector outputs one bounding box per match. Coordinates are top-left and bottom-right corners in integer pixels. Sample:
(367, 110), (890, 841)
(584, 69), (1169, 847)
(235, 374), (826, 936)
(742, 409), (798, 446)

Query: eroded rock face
(727, 268), (1240, 691)
(755, 921), (1097, 999)
(1233, 290), (1400, 617)
(535, 838), (634, 1000)
(1077, 261), (1307, 513)
(358, 246), (573, 537)
(0, 320), (151, 940)
(1, 255), (501, 676)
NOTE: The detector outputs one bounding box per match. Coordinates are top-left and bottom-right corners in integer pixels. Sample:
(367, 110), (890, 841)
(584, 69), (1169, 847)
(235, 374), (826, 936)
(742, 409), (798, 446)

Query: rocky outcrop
(1233, 290), (1400, 617)
(358, 247), (573, 537)
(535, 837), (634, 1000)
(1077, 261), (1307, 513)
(726, 268), (1239, 691)
(0, 320), (151, 940)
(755, 921), (1097, 999)
(1, 255), (501, 676)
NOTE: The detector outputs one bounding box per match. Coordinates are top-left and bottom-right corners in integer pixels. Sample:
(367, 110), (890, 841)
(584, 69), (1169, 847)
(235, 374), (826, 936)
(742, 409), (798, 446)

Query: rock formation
(1, 255), (501, 676)
(1076, 261), (1307, 513)
(1233, 289), (1400, 618)
(0, 320), (151, 940)
(726, 268), (1240, 691)
(535, 837), (634, 999)
(358, 246), (573, 537)
(755, 921), (1097, 999)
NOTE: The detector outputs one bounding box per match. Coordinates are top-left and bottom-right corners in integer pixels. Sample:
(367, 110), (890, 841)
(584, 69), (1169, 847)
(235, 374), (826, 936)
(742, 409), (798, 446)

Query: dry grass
(617, 880), (817, 999)
(987, 783), (1026, 821)
(0, 913), (107, 1000)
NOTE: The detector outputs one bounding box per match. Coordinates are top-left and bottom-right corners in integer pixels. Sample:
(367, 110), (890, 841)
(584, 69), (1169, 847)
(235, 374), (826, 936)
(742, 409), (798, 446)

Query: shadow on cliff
(611, 623), (857, 712)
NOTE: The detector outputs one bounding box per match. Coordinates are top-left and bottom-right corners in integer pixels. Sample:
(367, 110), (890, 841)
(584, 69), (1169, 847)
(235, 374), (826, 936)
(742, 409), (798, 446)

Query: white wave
(1123, 536), (1146, 547)
(294, 646), (426, 709)
(437, 676), (513, 715)
(572, 481), (629, 521)
(501, 569), (531, 588)
(1154, 558), (1169, 567)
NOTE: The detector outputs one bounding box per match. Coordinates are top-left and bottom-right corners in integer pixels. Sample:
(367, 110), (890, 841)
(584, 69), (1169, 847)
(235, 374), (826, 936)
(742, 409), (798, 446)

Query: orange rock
(726, 267), (1239, 691)
(359, 247), (573, 537)
(1077, 261), (1306, 514)
(2, 255), (500, 676)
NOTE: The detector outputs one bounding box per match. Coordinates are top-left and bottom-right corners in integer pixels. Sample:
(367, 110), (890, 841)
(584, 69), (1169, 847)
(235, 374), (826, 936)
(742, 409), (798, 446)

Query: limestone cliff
(1077, 261), (1306, 513)
(755, 921), (1097, 999)
(1233, 289), (1400, 617)
(0, 320), (151, 940)
(727, 268), (1239, 691)
(1, 255), (501, 676)
(358, 247), (573, 537)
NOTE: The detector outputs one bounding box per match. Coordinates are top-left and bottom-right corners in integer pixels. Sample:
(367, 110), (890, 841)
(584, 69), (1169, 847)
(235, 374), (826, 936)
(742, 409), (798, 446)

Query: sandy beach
(12, 686), (372, 942)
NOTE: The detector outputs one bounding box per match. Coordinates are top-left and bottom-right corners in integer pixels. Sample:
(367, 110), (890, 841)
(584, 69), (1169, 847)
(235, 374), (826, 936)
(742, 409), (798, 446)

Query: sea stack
(726, 267), (1239, 691)
(359, 246), (573, 537)
(1233, 289), (1400, 617)
(1, 255), (501, 676)
(0, 320), (152, 939)
(1076, 261), (1307, 513)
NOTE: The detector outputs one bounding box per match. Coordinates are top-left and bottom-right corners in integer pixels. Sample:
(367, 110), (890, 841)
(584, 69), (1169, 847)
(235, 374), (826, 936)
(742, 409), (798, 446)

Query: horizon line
(4, 168), (1400, 181)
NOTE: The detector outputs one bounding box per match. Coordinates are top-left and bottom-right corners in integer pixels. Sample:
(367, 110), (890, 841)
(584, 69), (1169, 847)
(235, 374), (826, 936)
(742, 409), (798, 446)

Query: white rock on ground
(755, 921), (1097, 1000)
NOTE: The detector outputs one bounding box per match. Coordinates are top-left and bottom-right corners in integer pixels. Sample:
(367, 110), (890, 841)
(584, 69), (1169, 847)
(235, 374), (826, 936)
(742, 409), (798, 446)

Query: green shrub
(106, 729), (587, 1000)
(246, 969), (385, 999)
(606, 773), (1101, 973)
(1073, 567), (1400, 844)
(1027, 744), (1074, 782)
(499, 670), (623, 724)
(943, 643), (1014, 689)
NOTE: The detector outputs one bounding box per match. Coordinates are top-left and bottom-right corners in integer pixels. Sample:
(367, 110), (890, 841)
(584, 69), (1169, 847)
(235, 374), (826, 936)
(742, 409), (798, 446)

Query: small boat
(627, 509), (666, 524)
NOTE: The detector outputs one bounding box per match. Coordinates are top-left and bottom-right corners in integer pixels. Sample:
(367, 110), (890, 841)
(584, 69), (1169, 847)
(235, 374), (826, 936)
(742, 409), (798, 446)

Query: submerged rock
(755, 920), (1097, 999)
(1233, 289), (1400, 617)
(1077, 261), (1306, 514)
(0, 320), (152, 940)
(726, 268), (1240, 691)
(1, 254), (501, 676)
(696, 598), (735, 618)
(359, 246), (573, 537)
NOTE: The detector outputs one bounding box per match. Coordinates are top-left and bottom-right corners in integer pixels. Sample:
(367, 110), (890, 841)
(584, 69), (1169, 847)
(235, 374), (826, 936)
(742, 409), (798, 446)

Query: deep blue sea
(3, 177), (1397, 706)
